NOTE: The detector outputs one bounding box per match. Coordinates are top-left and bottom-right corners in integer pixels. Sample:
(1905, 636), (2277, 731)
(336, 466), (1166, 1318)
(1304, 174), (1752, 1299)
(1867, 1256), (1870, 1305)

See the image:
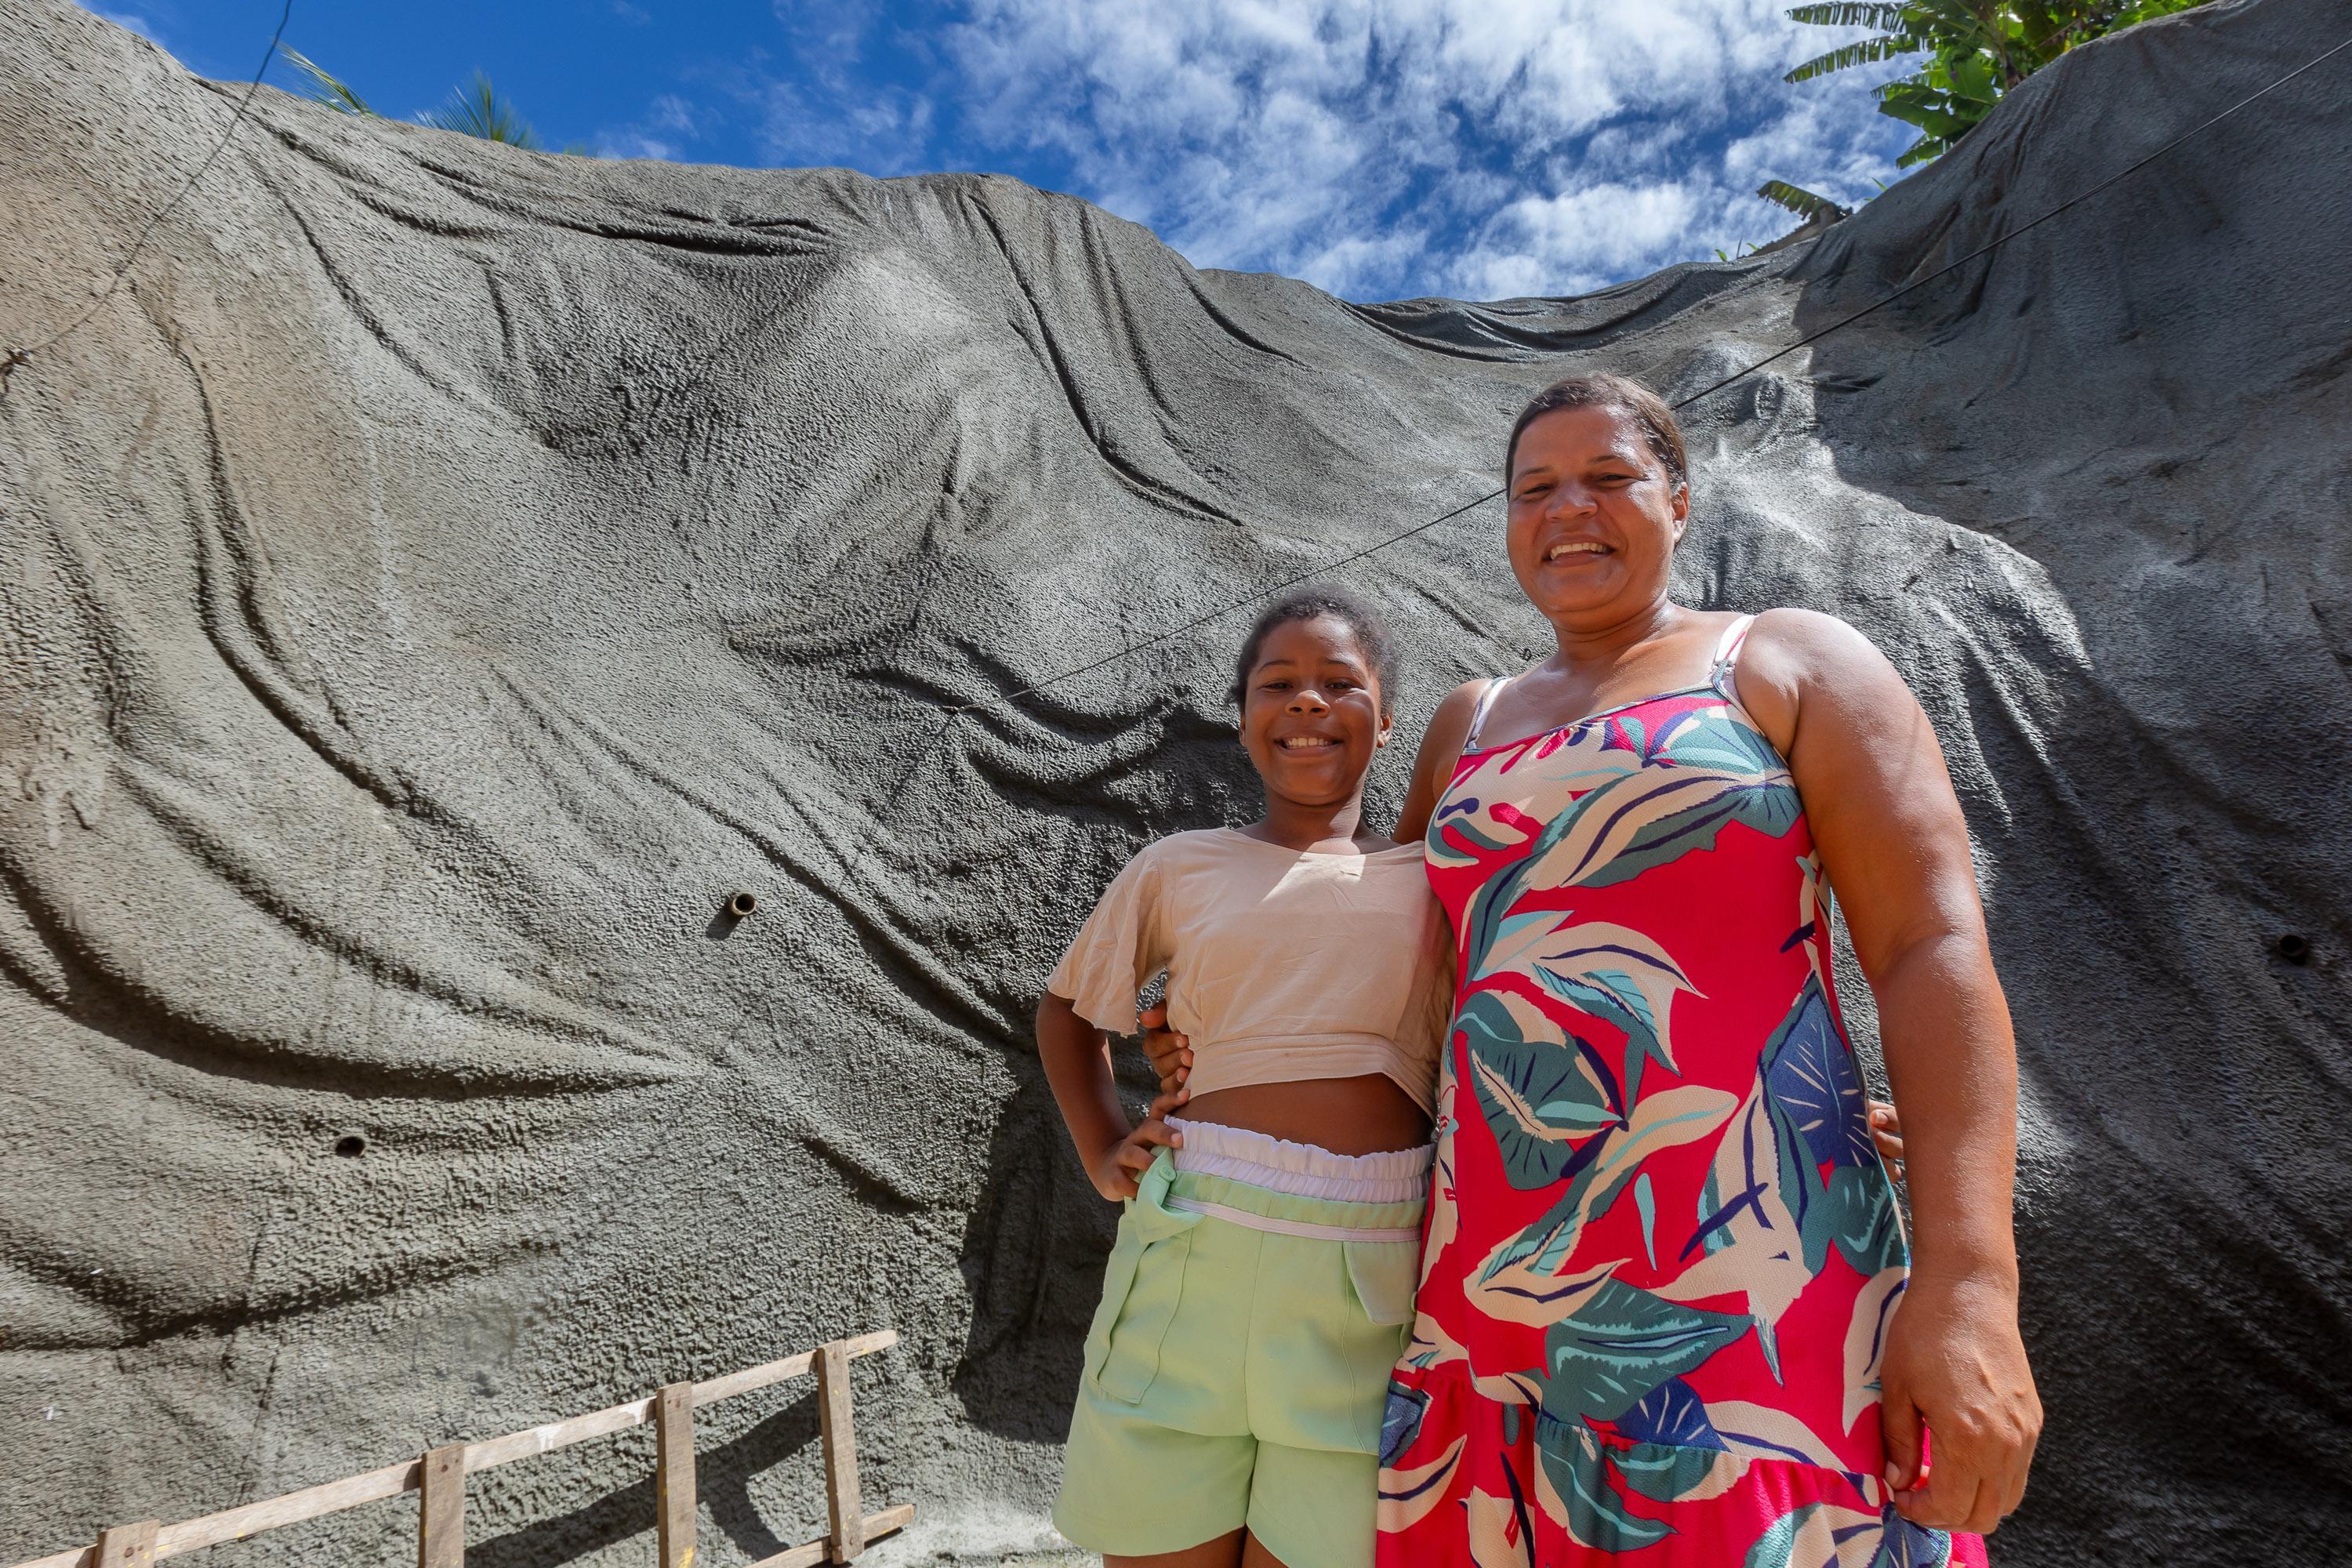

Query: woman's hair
(1504, 372), (1689, 492)
(1229, 586), (1400, 716)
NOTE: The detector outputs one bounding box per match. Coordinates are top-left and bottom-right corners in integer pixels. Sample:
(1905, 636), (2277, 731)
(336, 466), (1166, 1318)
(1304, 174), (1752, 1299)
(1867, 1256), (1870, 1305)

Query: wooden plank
(744, 1505), (913, 1568)
(416, 1446), (466, 1568)
(91, 1523), (157, 1568)
(653, 1384), (696, 1568)
(459, 1396), (655, 1473)
(153, 1460), (420, 1558)
(814, 1341), (863, 1562)
(5, 1331), (902, 1568)
(689, 1329), (896, 1409)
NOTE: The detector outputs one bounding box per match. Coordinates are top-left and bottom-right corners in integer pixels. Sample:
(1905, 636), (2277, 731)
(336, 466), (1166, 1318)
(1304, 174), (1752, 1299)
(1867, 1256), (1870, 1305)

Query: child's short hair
(1229, 587), (1400, 717)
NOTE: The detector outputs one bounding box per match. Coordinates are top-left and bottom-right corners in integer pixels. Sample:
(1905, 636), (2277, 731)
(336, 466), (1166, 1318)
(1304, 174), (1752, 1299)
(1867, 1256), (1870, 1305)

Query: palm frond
(423, 73), (543, 148)
(279, 45), (373, 116)
(1784, 34), (1922, 83)
(1756, 180), (1846, 221)
(1785, 2), (1917, 28)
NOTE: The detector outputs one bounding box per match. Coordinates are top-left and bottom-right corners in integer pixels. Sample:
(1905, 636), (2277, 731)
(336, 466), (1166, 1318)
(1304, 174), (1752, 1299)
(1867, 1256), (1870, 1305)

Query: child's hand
(1138, 1003), (1194, 1097)
(1869, 1099), (1904, 1181)
(1087, 1119), (1183, 1203)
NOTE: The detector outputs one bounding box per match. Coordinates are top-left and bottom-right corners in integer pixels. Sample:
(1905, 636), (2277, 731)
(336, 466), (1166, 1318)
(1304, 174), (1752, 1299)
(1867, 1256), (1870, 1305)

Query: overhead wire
(954, 24), (2352, 720)
(0, 0), (296, 397)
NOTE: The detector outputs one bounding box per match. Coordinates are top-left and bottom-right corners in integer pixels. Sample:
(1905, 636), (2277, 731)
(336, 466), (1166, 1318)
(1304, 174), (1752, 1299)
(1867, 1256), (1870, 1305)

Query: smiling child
(1035, 588), (1451, 1568)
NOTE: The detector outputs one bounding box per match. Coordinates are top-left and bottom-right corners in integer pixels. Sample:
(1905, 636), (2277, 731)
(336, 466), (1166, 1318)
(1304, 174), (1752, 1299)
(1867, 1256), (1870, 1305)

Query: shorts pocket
(1342, 1235), (1421, 1327)
(1084, 1154), (1202, 1405)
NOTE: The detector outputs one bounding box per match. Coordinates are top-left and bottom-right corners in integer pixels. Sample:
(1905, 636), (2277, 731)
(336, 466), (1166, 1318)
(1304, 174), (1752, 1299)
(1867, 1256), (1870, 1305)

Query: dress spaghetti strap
(1709, 613), (1759, 698)
(1461, 675), (1512, 753)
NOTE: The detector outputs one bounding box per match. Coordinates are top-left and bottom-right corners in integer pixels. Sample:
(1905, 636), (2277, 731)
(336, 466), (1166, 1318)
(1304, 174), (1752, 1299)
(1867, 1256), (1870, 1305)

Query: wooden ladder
(13, 1331), (912, 1568)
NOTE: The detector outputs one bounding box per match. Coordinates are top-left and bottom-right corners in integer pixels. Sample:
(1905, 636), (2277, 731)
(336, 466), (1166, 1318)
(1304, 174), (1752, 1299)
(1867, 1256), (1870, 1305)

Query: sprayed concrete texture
(2, 1), (2349, 1563)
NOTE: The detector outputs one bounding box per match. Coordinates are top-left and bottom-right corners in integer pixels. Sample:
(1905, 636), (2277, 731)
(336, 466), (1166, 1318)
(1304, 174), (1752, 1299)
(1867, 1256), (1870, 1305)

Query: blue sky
(89, 0), (1916, 303)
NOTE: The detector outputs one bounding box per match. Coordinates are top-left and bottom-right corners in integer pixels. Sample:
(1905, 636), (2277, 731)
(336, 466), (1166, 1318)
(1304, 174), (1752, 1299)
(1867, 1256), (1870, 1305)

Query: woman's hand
(1869, 1098), (1904, 1181)
(1879, 1274), (2042, 1533)
(1086, 1118), (1183, 1202)
(1138, 1004), (1194, 1100)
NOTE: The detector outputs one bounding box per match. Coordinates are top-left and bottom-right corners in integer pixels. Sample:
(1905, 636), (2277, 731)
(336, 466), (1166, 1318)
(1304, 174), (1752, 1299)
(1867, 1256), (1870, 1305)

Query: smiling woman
(1372, 376), (2037, 1566)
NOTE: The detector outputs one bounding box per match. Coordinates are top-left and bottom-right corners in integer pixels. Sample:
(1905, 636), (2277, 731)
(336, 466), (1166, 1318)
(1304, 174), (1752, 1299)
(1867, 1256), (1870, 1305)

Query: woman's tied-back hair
(1229, 586), (1401, 717)
(1505, 372), (1689, 493)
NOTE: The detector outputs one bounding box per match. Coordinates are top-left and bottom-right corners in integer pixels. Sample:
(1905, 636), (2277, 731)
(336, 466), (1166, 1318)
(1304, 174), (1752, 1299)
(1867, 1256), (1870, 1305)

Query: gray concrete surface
(2, 0), (2347, 1563)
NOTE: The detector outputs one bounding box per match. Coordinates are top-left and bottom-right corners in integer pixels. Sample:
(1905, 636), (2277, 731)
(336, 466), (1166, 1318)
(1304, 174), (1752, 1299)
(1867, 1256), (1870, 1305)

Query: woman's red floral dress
(1377, 622), (1987, 1567)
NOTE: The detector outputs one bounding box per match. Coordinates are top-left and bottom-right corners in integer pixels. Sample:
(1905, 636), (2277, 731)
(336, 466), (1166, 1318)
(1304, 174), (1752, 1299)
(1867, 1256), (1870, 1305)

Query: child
(1036, 587), (1453, 1568)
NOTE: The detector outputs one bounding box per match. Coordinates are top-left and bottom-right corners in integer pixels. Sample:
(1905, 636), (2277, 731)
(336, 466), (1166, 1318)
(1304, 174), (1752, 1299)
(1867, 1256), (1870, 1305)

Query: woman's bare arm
(1737, 609), (2041, 1534)
(1392, 678), (1488, 847)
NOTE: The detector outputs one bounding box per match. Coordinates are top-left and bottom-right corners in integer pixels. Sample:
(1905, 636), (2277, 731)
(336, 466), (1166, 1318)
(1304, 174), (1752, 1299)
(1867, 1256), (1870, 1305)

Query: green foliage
(281, 49), (582, 153)
(279, 45), (374, 117)
(1755, 180), (1844, 220)
(423, 72), (544, 149)
(1785, 1), (2214, 166)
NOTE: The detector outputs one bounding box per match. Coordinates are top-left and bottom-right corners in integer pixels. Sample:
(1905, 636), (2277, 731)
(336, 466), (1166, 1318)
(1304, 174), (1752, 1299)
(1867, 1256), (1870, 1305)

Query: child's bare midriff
(1184, 1072), (1430, 1156)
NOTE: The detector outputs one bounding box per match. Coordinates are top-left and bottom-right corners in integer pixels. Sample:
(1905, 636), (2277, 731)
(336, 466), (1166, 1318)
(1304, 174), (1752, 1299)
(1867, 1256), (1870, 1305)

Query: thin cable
(946, 486), (1504, 714)
(958, 27), (2352, 719)
(1669, 25), (2352, 412)
(0, 0), (295, 397)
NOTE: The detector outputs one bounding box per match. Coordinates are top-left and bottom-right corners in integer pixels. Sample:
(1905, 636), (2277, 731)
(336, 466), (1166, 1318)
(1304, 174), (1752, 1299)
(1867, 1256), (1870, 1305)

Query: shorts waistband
(1159, 1119), (1430, 1242)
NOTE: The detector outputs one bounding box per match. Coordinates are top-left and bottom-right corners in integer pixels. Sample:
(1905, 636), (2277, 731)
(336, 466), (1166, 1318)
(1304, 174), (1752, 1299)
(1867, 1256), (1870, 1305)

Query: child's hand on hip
(1087, 1118), (1183, 1202)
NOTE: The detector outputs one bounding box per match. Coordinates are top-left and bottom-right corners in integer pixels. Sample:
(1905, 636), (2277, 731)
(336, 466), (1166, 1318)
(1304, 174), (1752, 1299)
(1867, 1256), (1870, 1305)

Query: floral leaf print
(1377, 1433), (1466, 1535)
(1702, 1400), (1853, 1473)
(1659, 706), (1786, 775)
(1743, 1498), (1896, 1568)
(1870, 1508), (1955, 1568)
(1506, 760), (1799, 900)
(1477, 1086), (1739, 1311)
(1577, 775), (1805, 891)
(1664, 1085), (1811, 1348)
(1541, 1276), (1751, 1425)
(1757, 978), (1905, 1276)
(1843, 1267), (1908, 1436)
(1421, 1082), (1459, 1289)
(1459, 991), (1615, 1190)
(1813, 1166), (1905, 1277)
(1617, 1376), (1727, 1450)
(1761, 977), (1875, 1171)
(1609, 1439), (1737, 1506)
(1532, 1417), (1675, 1552)
(1468, 1034), (1621, 1189)
(1381, 1383), (1430, 1467)
(1471, 1249), (1624, 1332)
(1467, 1484), (1537, 1568)
(1526, 921), (1701, 1100)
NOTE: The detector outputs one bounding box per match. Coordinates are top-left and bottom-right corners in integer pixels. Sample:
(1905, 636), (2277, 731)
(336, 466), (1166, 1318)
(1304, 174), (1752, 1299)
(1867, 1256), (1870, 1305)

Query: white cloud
(94, 8), (162, 42)
(926, 0), (1914, 299)
(597, 132), (680, 161)
(596, 93), (712, 165)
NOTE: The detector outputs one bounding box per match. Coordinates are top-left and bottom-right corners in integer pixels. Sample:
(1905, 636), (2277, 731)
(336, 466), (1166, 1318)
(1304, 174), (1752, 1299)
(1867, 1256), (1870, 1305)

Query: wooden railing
(9, 1331), (910, 1568)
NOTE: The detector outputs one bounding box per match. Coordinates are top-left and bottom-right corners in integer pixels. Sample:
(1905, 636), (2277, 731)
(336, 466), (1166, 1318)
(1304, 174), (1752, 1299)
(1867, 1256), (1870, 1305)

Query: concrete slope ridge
(2, 0), (2346, 1562)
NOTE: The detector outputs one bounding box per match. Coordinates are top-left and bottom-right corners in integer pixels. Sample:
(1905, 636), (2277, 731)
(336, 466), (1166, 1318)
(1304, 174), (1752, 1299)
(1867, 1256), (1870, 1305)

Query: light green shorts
(1053, 1123), (1429, 1568)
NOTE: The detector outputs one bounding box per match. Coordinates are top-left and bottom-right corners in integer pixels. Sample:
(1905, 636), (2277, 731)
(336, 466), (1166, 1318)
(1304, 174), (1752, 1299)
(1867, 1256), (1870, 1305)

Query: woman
(1152, 373), (2038, 1565)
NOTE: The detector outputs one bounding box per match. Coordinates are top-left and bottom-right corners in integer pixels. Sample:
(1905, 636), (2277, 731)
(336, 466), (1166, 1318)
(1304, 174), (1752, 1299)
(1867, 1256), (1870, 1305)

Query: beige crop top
(1047, 827), (1454, 1113)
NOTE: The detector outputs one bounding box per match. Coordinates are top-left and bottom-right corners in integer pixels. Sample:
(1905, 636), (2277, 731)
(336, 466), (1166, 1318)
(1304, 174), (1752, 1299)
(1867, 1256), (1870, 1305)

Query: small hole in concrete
(2276, 933), (2311, 964)
(334, 1134), (367, 1158)
(727, 891), (759, 919)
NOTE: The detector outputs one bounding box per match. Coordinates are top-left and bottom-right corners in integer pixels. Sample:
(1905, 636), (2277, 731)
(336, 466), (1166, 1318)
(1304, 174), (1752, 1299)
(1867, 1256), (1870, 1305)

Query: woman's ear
(1376, 709), (1396, 747)
(1669, 481), (1690, 543)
